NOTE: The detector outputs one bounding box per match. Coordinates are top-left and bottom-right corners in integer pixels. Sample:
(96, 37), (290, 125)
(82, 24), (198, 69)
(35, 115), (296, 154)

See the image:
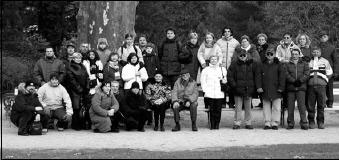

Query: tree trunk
(76, 1), (138, 52)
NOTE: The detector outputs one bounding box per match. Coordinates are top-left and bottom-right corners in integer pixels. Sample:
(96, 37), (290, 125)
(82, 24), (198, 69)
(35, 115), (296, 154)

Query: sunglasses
(239, 54), (247, 58)
(266, 53), (274, 56)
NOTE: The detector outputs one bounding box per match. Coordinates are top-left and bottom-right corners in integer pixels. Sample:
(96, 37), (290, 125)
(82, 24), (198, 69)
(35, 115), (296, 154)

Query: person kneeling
(171, 68), (199, 132)
(120, 82), (150, 132)
(11, 81), (49, 136)
(90, 81), (120, 133)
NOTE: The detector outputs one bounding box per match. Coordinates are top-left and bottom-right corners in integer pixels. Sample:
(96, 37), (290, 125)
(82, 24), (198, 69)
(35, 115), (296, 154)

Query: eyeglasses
(266, 53), (274, 56)
(239, 54), (247, 58)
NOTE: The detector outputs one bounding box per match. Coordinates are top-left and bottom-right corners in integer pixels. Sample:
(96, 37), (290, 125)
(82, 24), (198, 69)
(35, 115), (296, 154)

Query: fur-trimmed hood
(97, 38), (109, 50)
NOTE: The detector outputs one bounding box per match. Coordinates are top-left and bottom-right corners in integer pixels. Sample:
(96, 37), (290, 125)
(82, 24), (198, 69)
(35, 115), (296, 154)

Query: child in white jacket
(122, 53), (148, 93)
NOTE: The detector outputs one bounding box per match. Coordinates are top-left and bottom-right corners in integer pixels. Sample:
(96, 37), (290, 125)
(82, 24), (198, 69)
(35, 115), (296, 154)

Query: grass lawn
(3, 143), (339, 159)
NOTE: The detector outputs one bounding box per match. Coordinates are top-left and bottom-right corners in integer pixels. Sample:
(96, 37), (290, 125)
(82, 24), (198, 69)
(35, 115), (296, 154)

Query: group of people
(10, 26), (337, 136)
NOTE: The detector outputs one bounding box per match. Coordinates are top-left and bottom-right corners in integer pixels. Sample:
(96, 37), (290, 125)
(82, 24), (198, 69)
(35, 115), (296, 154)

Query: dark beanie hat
(154, 69), (163, 76)
(131, 81), (140, 89)
(25, 80), (36, 88)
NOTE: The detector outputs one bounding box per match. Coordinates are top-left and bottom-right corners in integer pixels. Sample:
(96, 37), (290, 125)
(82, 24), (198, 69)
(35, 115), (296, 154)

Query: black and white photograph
(2, 1), (339, 159)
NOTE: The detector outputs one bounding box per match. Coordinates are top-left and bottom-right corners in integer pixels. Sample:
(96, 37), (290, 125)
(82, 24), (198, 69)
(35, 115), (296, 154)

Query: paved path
(2, 105), (339, 152)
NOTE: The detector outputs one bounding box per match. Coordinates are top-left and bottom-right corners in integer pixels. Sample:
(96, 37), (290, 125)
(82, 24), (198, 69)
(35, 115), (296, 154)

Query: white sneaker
(57, 127), (64, 131)
(42, 128), (48, 134)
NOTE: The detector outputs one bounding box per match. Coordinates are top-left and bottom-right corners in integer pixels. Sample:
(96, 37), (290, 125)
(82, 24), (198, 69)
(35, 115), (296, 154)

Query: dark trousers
(173, 101), (198, 123)
(45, 108), (69, 128)
(228, 90), (235, 105)
(326, 77), (334, 106)
(307, 85), (326, 124)
(205, 98), (223, 129)
(11, 111), (49, 134)
(287, 91), (308, 127)
(70, 91), (86, 130)
(163, 75), (180, 89)
(126, 109), (148, 130)
(152, 103), (169, 127)
(110, 113), (121, 129)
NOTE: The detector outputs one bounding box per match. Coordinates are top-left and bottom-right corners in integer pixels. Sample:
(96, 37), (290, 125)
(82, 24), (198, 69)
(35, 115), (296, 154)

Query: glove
(185, 101), (191, 107)
(293, 79), (302, 87)
(257, 88), (264, 93)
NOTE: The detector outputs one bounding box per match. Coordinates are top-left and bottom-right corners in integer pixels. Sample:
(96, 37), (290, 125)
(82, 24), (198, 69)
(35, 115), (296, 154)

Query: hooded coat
(96, 38), (112, 66)
(121, 53), (149, 89)
(216, 36), (240, 69)
(276, 40), (301, 63)
(261, 57), (286, 100)
(142, 49), (160, 78)
(285, 58), (310, 92)
(158, 37), (182, 76)
(232, 44), (261, 63)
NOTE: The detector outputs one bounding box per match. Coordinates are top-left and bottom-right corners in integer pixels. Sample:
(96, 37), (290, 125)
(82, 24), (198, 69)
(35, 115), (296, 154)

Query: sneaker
(264, 126), (271, 130)
(271, 126), (278, 130)
(318, 123), (325, 129)
(42, 128), (48, 135)
(245, 125), (254, 129)
(309, 122), (316, 129)
(57, 127), (64, 131)
(232, 125), (240, 130)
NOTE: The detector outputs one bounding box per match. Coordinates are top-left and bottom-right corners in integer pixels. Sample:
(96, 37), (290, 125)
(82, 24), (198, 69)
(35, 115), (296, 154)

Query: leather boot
(172, 122), (181, 132)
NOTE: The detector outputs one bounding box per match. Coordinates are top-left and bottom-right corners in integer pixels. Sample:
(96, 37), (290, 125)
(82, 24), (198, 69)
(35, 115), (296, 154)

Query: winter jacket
(117, 43), (144, 64)
(120, 90), (149, 116)
(96, 38), (112, 66)
(319, 41), (337, 74)
(227, 58), (262, 97)
(216, 36), (240, 69)
(232, 44), (261, 63)
(308, 57), (333, 86)
(33, 56), (66, 86)
(37, 82), (73, 115)
(180, 41), (200, 80)
(197, 42), (223, 66)
(121, 63), (148, 89)
(142, 50), (160, 78)
(158, 37), (182, 76)
(256, 43), (269, 63)
(261, 57), (286, 100)
(83, 59), (103, 94)
(285, 59), (310, 92)
(65, 61), (90, 95)
(200, 64), (227, 99)
(144, 78), (172, 106)
(172, 77), (199, 103)
(11, 91), (44, 121)
(102, 61), (124, 88)
(276, 40), (301, 63)
(89, 88), (119, 132)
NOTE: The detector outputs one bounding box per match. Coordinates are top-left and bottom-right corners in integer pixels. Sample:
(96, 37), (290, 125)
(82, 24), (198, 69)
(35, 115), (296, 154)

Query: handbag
(29, 114), (42, 135)
(220, 67), (228, 92)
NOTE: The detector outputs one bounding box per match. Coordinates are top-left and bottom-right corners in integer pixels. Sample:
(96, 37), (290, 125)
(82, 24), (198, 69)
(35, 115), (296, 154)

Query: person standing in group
(144, 70), (172, 131)
(307, 46), (333, 129)
(33, 46), (66, 87)
(65, 52), (90, 131)
(254, 33), (270, 108)
(171, 67), (199, 132)
(158, 27), (182, 88)
(103, 52), (124, 92)
(197, 32), (223, 69)
(296, 33), (312, 63)
(261, 49), (286, 130)
(227, 50), (262, 130)
(121, 53), (149, 93)
(276, 33), (301, 63)
(138, 34), (158, 54)
(83, 50), (103, 95)
(10, 81), (49, 135)
(96, 38), (112, 67)
(200, 55), (227, 129)
(117, 33), (144, 66)
(216, 27), (240, 109)
(232, 35), (261, 63)
(285, 49), (310, 130)
(142, 43), (160, 81)
(318, 30), (338, 108)
(79, 43), (91, 60)
(37, 73), (73, 131)
(179, 31), (200, 81)
(90, 81), (120, 133)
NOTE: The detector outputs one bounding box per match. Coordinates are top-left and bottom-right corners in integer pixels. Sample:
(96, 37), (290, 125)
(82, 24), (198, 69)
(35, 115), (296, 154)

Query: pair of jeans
(287, 91), (308, 127)
(234, 96), (252, 126)
(307, 85), (326, 124)
(172, 101), (198, 123)
(263, 98), (281, 127)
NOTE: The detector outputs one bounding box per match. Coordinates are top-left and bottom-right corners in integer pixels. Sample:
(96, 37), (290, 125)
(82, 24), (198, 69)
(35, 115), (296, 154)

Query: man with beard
(33, 46), (66, 87)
